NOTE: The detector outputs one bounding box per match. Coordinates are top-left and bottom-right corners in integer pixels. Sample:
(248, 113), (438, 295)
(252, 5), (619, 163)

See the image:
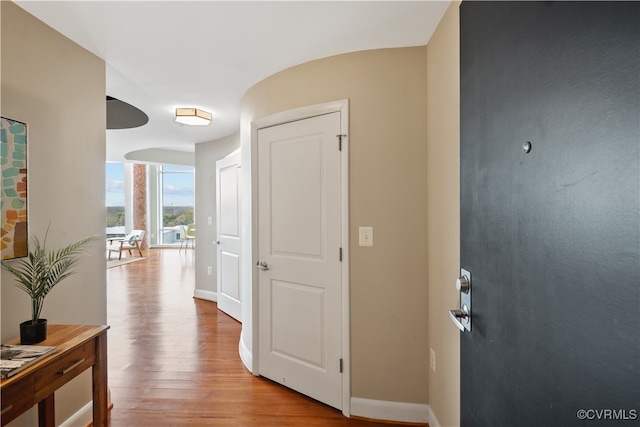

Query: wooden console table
(1, 324), (109, 427)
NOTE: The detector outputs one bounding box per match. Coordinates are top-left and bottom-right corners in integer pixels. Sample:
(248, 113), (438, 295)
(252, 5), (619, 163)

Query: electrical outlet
(359, 226), (373, 246)
(430, 348), (436, 373)
(208, 216), (213, 226)
(207, 266), (212, 276)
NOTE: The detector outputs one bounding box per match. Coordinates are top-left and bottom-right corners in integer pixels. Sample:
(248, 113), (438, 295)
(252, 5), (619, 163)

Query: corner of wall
(194, 132), (240, 297)
(426, 2), (461, 427)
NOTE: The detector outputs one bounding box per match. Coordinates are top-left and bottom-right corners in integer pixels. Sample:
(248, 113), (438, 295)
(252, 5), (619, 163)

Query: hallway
(106, 249), (417, 426)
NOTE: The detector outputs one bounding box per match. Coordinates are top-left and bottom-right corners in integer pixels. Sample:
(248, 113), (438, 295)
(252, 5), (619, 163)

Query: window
(106, 162), (125, 237)
(158, 165), (194, 245)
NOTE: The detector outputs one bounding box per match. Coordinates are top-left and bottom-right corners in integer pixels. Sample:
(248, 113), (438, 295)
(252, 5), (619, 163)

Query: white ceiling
(15, 1), (450, 162)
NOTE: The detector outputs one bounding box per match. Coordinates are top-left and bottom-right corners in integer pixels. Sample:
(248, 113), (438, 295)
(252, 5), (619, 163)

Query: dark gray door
(460, 2), (639, 426)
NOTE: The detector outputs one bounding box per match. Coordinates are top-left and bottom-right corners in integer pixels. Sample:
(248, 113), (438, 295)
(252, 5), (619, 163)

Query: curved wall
(240, 47), (429, 406)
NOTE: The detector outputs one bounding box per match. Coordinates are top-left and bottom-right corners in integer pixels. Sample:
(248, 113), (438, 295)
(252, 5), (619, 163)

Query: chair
(107, 230), (145, 260)
(177, 225), (190, 251)
(185, 223), (196, 249)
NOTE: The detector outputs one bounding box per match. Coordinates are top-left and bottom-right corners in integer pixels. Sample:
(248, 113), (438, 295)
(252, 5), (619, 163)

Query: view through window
(105, 163), (194, 245)
(159, 165), (194, 245)
(106, 162), (125, 237)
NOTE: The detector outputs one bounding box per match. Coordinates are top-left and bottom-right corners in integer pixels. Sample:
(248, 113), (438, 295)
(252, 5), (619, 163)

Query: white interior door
(216, 150), (242, 322)
(257, 112), (343, 409)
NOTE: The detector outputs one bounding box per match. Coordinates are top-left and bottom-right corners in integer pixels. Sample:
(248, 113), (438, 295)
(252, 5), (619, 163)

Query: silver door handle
(449, 268), (472, 332)
(449, 305), (470, 332)
(256, 261), (269, 271)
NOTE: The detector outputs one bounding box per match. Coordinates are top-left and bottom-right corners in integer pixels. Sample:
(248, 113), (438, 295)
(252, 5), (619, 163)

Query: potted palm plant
(1, 226), (96, 344)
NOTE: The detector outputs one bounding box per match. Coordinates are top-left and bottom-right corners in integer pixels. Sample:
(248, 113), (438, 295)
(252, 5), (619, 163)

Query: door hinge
(337, 134), (347, 151)
(340, 358), (343, 373)
(339, 247), (343, 262)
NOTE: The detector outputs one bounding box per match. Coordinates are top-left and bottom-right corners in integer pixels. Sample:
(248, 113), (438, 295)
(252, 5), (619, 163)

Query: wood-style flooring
(107, 248), (421, 426)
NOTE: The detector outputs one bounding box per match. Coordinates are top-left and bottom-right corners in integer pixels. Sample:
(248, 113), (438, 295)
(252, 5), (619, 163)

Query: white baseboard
(427, 404), (442, 427)
(58, 378), (437, 426)
(60, 401), (92, 427)
(60, 389), (112, 427)
(239, 332), (252, 373)
(193, 289), (217, 302)
(350, 397), (429, 424)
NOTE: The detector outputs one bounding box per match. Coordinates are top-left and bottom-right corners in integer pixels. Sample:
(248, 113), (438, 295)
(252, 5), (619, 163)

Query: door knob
(256, 261), (269, 271)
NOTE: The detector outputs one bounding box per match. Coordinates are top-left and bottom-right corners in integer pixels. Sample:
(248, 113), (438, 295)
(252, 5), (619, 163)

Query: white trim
(193, 289), (217, 302)
(254, 99), (349, 130)
(239, 330), (253, 373)
(338, 101), (350, 417)
(350, 398), (429, 424)
(60, 401), (92, 427)
(250, 113), (260, 376)
(427, 404), (442, 427)
(250, 99), (350, 417)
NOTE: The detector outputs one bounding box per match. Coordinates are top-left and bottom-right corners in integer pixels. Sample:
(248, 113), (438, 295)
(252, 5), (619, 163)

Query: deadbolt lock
(456, 275), (470, 294)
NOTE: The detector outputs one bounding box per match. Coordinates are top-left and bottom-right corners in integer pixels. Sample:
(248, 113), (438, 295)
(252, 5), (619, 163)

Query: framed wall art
(1, 117), (28, 259)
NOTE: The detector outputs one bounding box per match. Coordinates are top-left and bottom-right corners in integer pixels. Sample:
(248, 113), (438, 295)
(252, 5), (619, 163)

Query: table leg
(92, 333), (108, 427)
(38, 394), (54, 427)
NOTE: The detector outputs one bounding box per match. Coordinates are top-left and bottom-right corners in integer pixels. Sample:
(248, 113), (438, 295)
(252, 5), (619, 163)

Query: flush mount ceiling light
(174, 108), (212, 126)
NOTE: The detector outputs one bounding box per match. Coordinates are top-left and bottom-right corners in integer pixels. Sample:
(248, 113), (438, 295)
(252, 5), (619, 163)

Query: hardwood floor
(107, 248), (420, 426)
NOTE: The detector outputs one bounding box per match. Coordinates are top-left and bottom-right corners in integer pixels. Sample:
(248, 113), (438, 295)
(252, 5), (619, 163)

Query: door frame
(250, 99), (350, 416)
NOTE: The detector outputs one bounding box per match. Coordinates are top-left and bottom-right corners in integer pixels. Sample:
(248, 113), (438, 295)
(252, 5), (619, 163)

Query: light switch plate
(359, 227), (373, 246)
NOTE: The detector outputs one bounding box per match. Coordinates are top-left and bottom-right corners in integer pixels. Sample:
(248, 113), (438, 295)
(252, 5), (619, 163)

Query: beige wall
(241, 47), (429, 405)
(427, 3), (461, 426)
(1, 2), (106, 425)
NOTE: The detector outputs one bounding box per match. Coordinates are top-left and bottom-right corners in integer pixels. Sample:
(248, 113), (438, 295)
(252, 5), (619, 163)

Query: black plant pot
(20, 319), (47, 345)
